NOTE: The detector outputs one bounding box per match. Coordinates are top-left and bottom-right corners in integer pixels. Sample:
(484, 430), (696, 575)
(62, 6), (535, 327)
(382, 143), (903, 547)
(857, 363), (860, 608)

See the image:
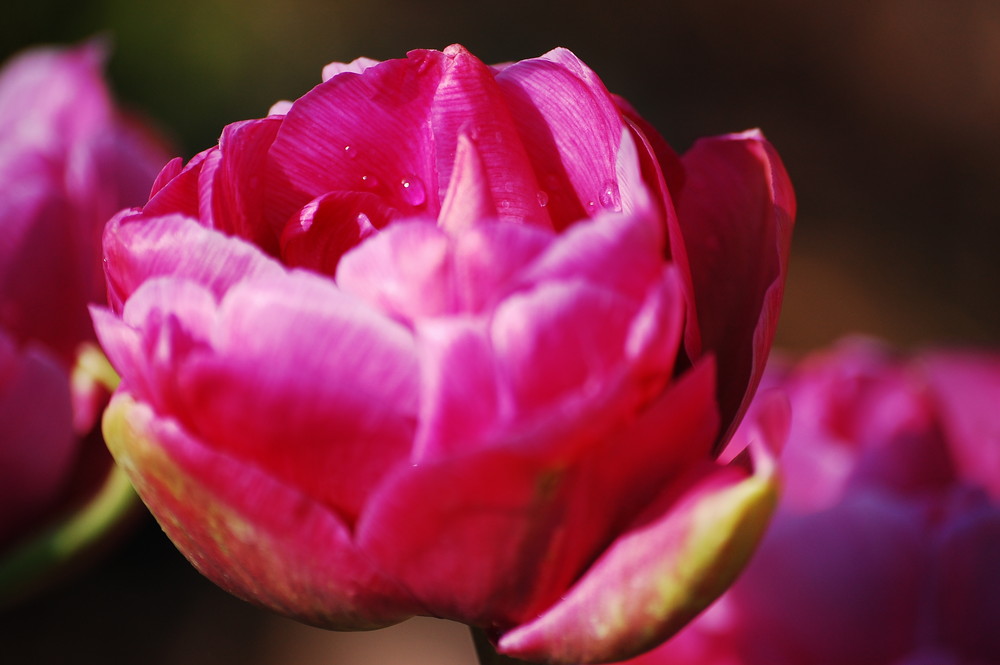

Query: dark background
(3, 1), (998, 662)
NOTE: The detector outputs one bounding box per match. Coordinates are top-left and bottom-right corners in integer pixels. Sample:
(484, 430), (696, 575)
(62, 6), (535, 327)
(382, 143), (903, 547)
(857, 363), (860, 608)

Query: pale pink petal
(102, 212), (284, 312)
(322, 56), (381, 81)
(672, 130), (795, 446)
(335, 220), (454, 321)
(449, 220), (553, 313)
(103, 393), (420, 628)
(411, 317), (501, 462)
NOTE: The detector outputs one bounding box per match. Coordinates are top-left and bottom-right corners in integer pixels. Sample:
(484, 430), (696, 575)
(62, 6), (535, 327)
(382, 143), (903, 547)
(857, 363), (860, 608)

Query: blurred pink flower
(0, 43), (169, 596)
(626, 339), (1000, 665)
(93, 45), (795, 663)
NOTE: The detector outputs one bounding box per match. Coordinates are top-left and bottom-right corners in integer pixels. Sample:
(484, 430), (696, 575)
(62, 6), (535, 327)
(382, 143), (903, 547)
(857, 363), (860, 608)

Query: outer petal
(671, 130), (795, 447)
(497, 411), (783, 664)
(919, 350), (1000, 500)
(97, 270), (421, 526)
(102, 212), (284, 312)
(0, 333), (75, 546)
(102, 393), (420, 628)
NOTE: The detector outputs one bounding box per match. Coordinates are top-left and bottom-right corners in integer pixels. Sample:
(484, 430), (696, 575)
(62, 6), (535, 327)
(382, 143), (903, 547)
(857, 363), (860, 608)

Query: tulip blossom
(93, 45), (795, 663)
(623, 339), (1000, 665)
(0, 43), (168, 602)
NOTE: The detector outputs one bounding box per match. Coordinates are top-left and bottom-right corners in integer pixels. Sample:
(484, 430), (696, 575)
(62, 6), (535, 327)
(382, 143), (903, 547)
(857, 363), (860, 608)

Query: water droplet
(599, 180), (620, 211)
(536, 191), (549, 207)
(344, 145), (358, 159)
(499, 199), (511, 210)
(361, 174), (379, 189)
(400, 175), (426, 206)
(586, 200), (596, 208)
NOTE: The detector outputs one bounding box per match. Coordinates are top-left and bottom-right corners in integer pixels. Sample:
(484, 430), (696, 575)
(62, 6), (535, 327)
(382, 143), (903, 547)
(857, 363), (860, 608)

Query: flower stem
(471, 626), (535, 665)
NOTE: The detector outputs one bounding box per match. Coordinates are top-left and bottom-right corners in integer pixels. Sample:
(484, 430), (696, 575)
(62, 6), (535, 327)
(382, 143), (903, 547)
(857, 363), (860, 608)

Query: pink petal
(264, 51), (444, 227)
(671, 130), (796, 446)
(497, 436), (780, 664)
(201, 117), (284, 253)
(105, 269), (421, 525)
(0, 332), (76, 546)
(920, 350), (1000, 500)
(0, 152), (93, 361)
(725, 492), (926, 665)
(102, 212), (284, 312)
(428, 45), (550, 228)
(335, 220), (454, 321)
(934, 488), (1000, 661)
(102, 392), (420, 628)
(280, 190), (391, 277)
(438, 132), (499, 233)
(322, 56), (381, 81)
(496, 48), (629, 229)
(142, 147), (213, 219)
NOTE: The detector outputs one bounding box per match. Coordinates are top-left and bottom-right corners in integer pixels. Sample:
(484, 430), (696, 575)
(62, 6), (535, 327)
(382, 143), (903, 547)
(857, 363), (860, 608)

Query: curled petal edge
(102, 392), (420, 630)
(497, 424), (781, 664)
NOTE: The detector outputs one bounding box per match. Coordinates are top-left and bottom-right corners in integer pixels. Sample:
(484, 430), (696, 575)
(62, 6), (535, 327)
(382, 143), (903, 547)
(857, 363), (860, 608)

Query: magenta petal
(412, 317), (501, 462)
(0, 153), (93, 360)
(727, 492), (925, 665)
(280, 190), (392, 277)
(102, 393), (420, 628)
(202, 117), (283, 253)
(0, 332), (75, 545)
(102, 212), (284, 312)
(673, 130), (796, 445)
(934, 489), (1000, 661)
(178, 273), (419, 523)
(438, 133), (499, 233)
(142, 147), (213, 220)
(357, 445), (577, 626)
(450, 221), (554, 313)
(498, 440), (779, 664)
(920, 350), (1000, 500)
(335, 220), (455, 321)
(430, 45), (549, 227)
(265, 51), (444, 226)
(497, 48), (628, 229)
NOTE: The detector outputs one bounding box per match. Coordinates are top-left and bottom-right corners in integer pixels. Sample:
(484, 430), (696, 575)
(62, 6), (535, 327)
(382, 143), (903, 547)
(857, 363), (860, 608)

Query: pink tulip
(93, 45), (795, 663)
(625, 339), (1000, 665)
(0, 43), (169, 597)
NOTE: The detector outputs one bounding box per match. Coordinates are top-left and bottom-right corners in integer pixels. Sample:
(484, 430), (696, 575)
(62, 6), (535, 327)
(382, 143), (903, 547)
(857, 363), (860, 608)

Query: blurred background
(2, 0), (998, 662)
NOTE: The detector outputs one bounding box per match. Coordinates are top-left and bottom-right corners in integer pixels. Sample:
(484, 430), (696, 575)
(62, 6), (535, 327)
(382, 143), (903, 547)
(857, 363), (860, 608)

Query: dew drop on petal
(536, 190), (549, 208)
(400, 175), (426, 206)
(344, 145), (358, 159)
(361, 174), (379, 189)
(599, 180), (620, 211)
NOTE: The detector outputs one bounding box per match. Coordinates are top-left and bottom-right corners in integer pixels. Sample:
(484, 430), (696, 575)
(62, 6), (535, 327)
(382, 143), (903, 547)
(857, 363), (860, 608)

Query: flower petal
(102, 392), (420, 628)
(497, 48), (629, 229)
(0, 333), (75, 546)
(497, 431), (780, 663)
(672, 130), (796, 446)
(102, 212), (284, 312)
